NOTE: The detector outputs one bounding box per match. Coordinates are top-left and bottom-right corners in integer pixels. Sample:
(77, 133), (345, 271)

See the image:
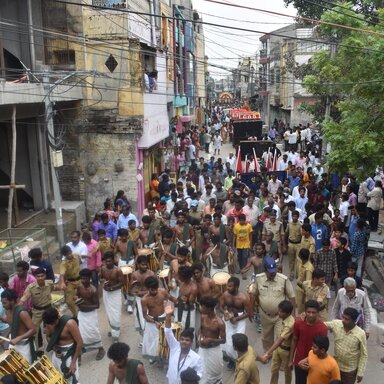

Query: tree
(300, 3), (384, 176)
(284, 0), (383, 23)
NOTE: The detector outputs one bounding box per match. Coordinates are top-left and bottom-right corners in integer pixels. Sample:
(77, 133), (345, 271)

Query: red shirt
(293, 318), (328, 366)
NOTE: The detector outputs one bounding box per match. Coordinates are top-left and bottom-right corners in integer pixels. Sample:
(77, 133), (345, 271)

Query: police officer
(249, 257), (296, 351)
(19, 267), (56, 352)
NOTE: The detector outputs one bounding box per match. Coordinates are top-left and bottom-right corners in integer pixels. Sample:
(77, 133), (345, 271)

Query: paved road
(77, 141), (384, 383)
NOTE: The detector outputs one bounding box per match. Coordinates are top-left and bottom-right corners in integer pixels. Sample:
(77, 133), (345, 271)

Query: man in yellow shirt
(233, 213), (253, 280)
(233, 333), (262, 384)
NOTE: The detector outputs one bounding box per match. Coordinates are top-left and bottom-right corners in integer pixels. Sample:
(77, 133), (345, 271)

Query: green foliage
(298, 2), (384, 174)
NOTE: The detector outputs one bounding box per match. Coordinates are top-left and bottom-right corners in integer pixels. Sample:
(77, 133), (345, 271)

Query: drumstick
(0, 335), (10, 342)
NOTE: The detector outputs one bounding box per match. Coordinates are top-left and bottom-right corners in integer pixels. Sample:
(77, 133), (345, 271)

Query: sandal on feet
(96, 349), (106, 360)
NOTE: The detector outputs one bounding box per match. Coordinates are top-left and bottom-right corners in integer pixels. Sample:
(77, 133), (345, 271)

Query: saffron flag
(272, 150), (278, 172)
(236, 147), (243, 173)
(252, 148), (261, 173)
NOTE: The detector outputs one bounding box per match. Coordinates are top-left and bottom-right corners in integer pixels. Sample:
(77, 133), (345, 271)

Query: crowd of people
(0, 106), (383, 384)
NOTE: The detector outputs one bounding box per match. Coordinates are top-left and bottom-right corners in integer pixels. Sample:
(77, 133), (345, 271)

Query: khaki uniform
(21, 280), (54, 349)
(250, 273), (295, 351)
(285, 222), (302, 276)
(270, 314), (295, 384)
(60, 254), (81, 316)
(296, 235), (315, 276)
(263, 221), (284, 243)
(302, 280), (330, 321)
(296, 261), (314, 314)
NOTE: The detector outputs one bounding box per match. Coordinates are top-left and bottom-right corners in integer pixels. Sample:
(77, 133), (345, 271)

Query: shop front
(137, 99), (170, 219)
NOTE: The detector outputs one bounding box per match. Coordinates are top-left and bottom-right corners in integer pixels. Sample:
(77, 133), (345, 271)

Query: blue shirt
(311, 223), (328, 251)
(0, 287), (9, 331)
(288, 176), (301, 188)
(98, 221), (118, 242)
(117, 213), (139, 229)
(29, 259), (55, 281)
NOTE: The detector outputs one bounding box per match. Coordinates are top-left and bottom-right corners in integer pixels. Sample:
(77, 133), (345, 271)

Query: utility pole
(44, 75), (65, 250)
(323, 35), (337, 159)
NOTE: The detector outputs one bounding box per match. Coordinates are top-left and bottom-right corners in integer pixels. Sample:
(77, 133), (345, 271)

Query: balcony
(259, 49), (270, 64)
(0, 80), (82, 106)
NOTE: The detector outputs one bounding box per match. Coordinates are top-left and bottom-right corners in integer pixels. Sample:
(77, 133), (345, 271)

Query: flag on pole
(236, 147), (243, 173)
(252, 148), (261, 173)
(265, 147), (271, 171)
(272, 150), (278, 172)
(245, 154), (249, 172)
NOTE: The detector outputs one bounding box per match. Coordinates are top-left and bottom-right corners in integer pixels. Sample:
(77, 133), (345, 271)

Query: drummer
(208, 213), (227, 243)
(139, 216), (158, 247)
(114, 228), (137, 267)
(240, 242), (267, 281)
(129, 256), (155, 331)
(191, 263), (219, 301)
(169, 247), (192, 296)
(203, 235), (230, 277)
(1, 288), (36, 364)
(141, 276), (176, 365)
(219, 277), (252, 369)
(174, 267), (197, 331)
(159, 229), (178, 269)
(173, 211), (195, 249)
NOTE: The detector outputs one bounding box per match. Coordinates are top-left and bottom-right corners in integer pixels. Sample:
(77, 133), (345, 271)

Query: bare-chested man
(139, 216), (158, 248)
(43, 307), (83, 381)
(100, 251), (123, 342)
(159, 229), (178, 269)
(130, 255), (155, 332)
(169, 247), (192, 287)
(115, 228), (137, 267)
(1, 288), (35, 363)
(141, 276), (176, 364)
(203, 235), (230, 277)
(219, 276), (252, 368)
(241, 242), (266, 281)
(198, 296), (226, 383)
(107, 342), (149, 384)
(191, 263), (218, 301)
(174, 266), (197, 331)
(76, 268), (105, 361)
(208, 213), (227, 243)
(173, 211), (195, 248)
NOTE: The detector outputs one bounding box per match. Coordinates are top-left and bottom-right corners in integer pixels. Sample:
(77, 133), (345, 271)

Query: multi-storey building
(258, 24), (327, 126)
(0, 0), (206, 227)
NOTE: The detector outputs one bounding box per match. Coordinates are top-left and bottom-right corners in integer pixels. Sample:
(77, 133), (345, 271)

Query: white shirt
(278, 159), (288, 171)
(287, 152), (298, 164)
(295, 196), (308, 211)
(226, 156), (236, 170)
(288, 207), (305, 222)
(268, 179), (282, 195)
(288, 132), (297, 144)
(165, 327), (203, 384)
(188, 144), (196, 160)
(292, 186), (308, 200)
(243, 204), (260, 227)
(66, 241), (88, 269)
(339, 200), (349, 220)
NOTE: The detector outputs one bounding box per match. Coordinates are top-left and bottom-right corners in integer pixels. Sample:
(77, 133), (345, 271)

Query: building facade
(0, 0), (206, 226)
(258, 25), (327, 127)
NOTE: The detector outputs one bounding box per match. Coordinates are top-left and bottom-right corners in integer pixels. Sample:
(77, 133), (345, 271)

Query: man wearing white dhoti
(198, 296), (225, 384)
(141, 276), (173, 363)
(44, 307), (83, 383)
(100, 252), (123, 342)
(1, 288), (36, 364)
(77, 269), (105, 360)
(219, 276), (252, 369)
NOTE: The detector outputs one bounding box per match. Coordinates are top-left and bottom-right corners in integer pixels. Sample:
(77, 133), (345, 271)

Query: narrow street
(78, 141), (384, 383)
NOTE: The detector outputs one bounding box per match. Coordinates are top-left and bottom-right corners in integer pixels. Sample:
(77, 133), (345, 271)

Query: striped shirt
(324, 320), (367, 376)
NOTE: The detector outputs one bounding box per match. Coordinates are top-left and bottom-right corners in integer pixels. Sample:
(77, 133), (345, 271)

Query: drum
(0, 349), (29, 382)
(120, 265), (133, 294)
(138, 249), (159, 272)
(158, 322), (182, 359)
(24, 355), (63, 384)
(212, 271), (231, 294)
(158, 268), (170, 290)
